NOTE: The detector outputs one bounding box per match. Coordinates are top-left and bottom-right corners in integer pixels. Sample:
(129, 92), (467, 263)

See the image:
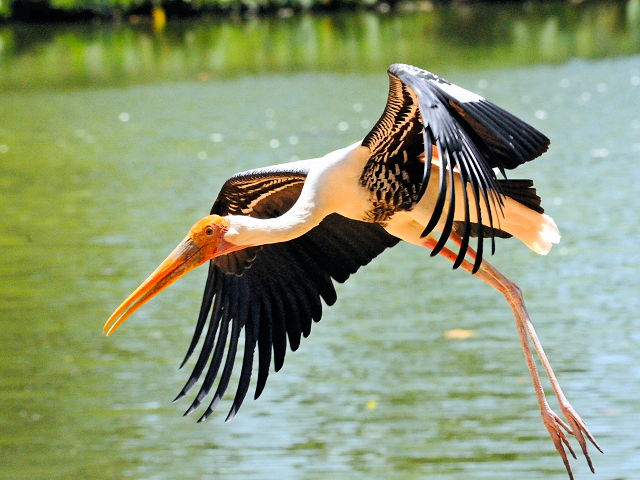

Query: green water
(1, 2), (639, 479)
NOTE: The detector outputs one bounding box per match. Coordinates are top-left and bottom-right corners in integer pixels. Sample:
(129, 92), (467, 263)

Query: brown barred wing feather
(360, 64), (550, 271)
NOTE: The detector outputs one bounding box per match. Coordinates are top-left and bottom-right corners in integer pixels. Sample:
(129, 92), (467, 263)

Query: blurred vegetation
(1, 0), (639, 91)
(5, 0), (404, 21)
(2, 0), (637, 22)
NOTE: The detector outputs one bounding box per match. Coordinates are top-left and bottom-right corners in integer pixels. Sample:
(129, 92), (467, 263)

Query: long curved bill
(103, 237), (205, 336)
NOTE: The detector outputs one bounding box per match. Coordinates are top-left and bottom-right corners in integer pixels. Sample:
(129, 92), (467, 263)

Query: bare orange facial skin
(103, 215), (233, 336)
(188, 215), (231, 260)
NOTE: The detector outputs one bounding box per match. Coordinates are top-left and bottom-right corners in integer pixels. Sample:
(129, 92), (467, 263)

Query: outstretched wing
(361, 63), (549, 271)
(174, 165), (399, 421)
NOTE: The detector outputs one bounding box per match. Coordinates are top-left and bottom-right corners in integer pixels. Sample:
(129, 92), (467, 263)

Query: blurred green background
(2, 1), (640, 90)
(1, 1), (639, 479)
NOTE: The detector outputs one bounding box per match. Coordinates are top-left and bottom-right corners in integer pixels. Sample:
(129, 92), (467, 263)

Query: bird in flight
(104, 64), (600, 478)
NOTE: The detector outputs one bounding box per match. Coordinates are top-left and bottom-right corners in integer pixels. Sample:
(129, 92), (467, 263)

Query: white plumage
(104, 64), (599, 479)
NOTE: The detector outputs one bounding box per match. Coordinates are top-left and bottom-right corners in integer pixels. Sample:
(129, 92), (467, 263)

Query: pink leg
(422, 234), (601, 479)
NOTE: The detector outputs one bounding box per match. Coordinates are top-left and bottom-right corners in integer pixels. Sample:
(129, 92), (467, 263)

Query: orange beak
(103, 237), (207, 336)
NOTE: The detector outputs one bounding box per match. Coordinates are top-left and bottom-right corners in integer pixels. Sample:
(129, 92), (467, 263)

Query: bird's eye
(205, 227), (214, 236)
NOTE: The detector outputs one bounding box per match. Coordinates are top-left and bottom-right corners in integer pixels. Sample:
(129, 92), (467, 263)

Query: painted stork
(104, 64), (600, 478)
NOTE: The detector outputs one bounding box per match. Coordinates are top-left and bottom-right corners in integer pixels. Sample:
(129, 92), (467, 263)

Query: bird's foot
(541, 404), (602, 479)
(559, 402), (603, 474)
(541, 406), (577, 479)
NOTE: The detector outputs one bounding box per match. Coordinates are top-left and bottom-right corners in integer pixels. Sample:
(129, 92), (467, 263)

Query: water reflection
(1, 1), (640, 90)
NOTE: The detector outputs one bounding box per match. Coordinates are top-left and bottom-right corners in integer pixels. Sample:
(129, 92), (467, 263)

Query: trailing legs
(422, 233), (601, 479)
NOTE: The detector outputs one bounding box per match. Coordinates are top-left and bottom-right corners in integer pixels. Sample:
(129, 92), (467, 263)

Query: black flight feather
(362, 64), (548, 272)
(176, 166), (398, 419)
(174, 64), (549, 420)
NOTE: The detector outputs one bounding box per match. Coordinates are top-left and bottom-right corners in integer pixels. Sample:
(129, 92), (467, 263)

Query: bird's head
(103, 214), (242, 336)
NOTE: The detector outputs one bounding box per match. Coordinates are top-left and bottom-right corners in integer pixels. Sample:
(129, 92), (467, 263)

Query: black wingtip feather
(270, 283), (288, 373)
(187, 306), (231, 412)
(418, 126), (434, 201)
(472, 233), (484, 274)
(460, 100), (550, 170)
(424, 140), (448, 241)
(177, 274), (225, 402)
(452, 153), (472, 269)
(184, 402), (199, 416)
(226, 326), (255, 422)
(175, 212), (398, 421)
(173, 378), (197, 403)
(225, 405), (239, 422)
(432, 152), (456, 255)
(387, 64), (549, 272)
(254, 296), (272, 400)
(197, 319), (240, 421)
(181, 262), (217, 369)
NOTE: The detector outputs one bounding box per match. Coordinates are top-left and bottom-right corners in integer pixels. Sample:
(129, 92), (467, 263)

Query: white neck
(222, 140), (365, 248)
(224, 205), (325, 247)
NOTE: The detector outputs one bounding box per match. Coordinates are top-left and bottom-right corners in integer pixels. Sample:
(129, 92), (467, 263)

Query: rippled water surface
(1, 3), (639, 480)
